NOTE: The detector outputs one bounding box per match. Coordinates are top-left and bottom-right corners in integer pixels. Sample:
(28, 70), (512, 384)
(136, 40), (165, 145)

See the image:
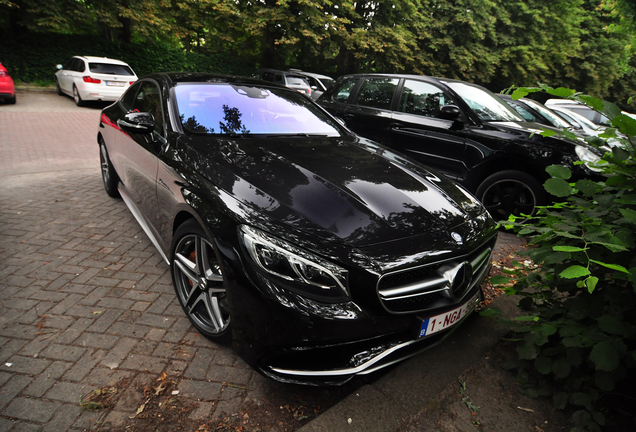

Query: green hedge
(0, 32), (254, 84)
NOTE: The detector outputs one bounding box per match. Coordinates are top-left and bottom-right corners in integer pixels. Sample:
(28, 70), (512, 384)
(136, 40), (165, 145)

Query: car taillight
(83, 76), (101, 84)
(0, 71), (8, 77)
(129, 81), (135, 85)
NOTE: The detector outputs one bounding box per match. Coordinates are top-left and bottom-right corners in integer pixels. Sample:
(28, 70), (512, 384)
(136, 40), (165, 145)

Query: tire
(55, 79), (63, 96)
(73, 85), (84, 106)
(171, 219), (231, 342)
(99, 138), (120, 198)
(475, 170), (545, 222)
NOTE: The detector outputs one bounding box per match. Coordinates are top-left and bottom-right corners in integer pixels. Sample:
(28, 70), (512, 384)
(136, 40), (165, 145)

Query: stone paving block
(135, 313), (175, 329)
(55, 318), (93, 344)
(5, 420), (43, 432)
(45, 381), (89, 403)
(188, 400), (214, 421)
(78, 286), (111, 307)
(42, 403), (83, 432)
(0, 372), (11, 387)
(0, 339), (28, 363)
(3, 397), (61, 422)
(145, 293), (174, 315)
(47, 293), (83, 315)
(100, 337), (138, 370)
(96, 297), (135, 310)
(177, 379), (223, 401)
(0, 355), (51, 375)
(107, 322), (150, 339)
(63, 349), (106, 382)
(86, 309), (123, 333)
(206, 366), (253, 387)
(23, 361), (73, 398)
(19, 333), (59, 358)
(72, 409), (109, 431)
(146, 328), (166, 342)
(40, 344), (87, 362)
(161, 316), (192, 343)
(82, 367), (132, 388)
(119, 354), (167, 374)
(0, 374), (33, 409)
(73, 332), (119, 350)
(213, 398), (243, 419)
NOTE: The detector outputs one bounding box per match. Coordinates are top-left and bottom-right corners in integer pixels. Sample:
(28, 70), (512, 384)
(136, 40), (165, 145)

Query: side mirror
(56, 64), (63, 70)
(118, 112), (155, 134)
(439, 105), (463, 121)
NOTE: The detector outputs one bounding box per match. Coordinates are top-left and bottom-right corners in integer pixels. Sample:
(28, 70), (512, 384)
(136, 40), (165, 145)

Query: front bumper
(258, 290), (482, 385)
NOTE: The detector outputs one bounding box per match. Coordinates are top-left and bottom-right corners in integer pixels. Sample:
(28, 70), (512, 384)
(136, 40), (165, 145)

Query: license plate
(106, 81), (125, 87)
(418, 294), (479, 338)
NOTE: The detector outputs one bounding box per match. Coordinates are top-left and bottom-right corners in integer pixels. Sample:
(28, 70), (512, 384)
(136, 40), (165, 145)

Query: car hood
(180, 135), (487, 247)
(483, 121), (579, 146)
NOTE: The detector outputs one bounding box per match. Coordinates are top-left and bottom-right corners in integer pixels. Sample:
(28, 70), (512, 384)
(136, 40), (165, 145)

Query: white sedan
(55, 56), (137, 106)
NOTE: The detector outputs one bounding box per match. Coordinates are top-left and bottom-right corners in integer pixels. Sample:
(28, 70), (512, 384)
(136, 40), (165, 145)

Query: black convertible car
(97, 73), (497, 384)
(317, 74), (603, 221)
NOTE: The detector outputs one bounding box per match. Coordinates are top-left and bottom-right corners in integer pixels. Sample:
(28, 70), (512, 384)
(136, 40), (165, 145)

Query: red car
(0, 62), (16, 104)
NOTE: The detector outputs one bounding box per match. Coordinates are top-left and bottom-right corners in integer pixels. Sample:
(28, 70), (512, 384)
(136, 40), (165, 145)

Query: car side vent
(377, 241), (495, 314)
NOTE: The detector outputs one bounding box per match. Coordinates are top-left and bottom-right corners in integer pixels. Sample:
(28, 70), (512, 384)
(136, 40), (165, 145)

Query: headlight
(575, 145), (603, 173)
(239, 225), (350, 303)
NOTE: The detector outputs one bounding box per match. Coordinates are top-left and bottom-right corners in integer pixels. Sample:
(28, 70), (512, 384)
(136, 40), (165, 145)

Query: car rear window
(89, 63), (135, 76)
(175, 83), (342, 136)
(285, 76), (309, 87)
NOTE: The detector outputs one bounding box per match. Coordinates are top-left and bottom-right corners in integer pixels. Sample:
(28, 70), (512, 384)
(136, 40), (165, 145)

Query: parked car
(288, 69), (335, 100)
(548, 106), (606, 137)
(97, 72), (498, 384)
(55, 56), (137, 106)
(254, 68), (312, 98)
(317, 74), (602, 221)
(545, 99), (611, 127)
(499, 94), (580, 135)
(0, 62), (16, 104)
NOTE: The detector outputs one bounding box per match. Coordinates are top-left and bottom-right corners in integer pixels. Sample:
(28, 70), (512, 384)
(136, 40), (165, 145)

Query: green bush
(486, 85), (636, 431)
(0, 31), (254, 84)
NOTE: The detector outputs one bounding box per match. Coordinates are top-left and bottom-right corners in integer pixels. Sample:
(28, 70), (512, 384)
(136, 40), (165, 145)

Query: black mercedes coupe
(97, 73), (497, 385)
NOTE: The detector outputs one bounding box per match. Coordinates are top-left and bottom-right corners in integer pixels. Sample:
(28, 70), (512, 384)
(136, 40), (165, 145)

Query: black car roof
(336, 73), (468, 85)
(146, 72), (285, 88)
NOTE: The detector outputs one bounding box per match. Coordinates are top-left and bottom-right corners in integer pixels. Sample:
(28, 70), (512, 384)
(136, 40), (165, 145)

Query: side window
(73, 59), (86, 73)
(355, 78), (399, 110)
(332, 78), (358, 103)
(398, 80), (454, 118)
(63, 58), (74, 70)
(274, 73), (284, 84)
(131, 82), (164, 135)
(261, 72), (274, 82)
(120, 82), (142, 111)
(510, 104), (536, 122)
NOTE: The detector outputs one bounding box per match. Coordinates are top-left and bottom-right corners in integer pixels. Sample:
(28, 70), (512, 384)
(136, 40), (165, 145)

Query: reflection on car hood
(181, 136), (485, 247)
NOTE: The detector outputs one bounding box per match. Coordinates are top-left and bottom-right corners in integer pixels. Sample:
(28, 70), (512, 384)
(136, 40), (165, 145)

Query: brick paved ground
(0, 92), (305, 431)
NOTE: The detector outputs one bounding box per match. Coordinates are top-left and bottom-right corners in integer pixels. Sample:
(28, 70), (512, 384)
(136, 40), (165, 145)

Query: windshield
(175, 83), (342, 136)
(522, 99), (572, 129)
(89, 63), (135, 76)
(446, 82), (522, 122)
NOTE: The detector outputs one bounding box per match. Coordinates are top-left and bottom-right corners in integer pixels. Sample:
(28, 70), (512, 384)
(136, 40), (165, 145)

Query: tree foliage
(488, 85), (636, 431)
(1, 0), (635, 108)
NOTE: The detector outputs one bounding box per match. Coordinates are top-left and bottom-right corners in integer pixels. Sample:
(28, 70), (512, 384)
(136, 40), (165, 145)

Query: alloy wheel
(172, 233), (230, 336)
